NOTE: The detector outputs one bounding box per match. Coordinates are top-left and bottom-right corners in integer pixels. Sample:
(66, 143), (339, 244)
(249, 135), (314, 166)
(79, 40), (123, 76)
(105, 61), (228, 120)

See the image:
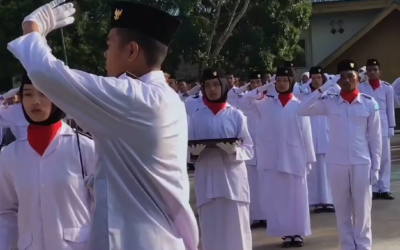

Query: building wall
(310, 9), (380, 65)
(325, 10), (400, 82)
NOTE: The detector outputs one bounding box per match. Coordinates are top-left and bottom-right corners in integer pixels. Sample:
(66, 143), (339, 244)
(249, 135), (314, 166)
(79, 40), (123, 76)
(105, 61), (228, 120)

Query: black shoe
(291, 235), (304, 247)
(313, 205), (323, 213)
(372, 192), (381, 200)
(250, 220), (264, 229)
(380, 192), (395, 200)
(323, 204), (335, 213)
(260, 220), (267, 228)
(281, 236), (293, 248)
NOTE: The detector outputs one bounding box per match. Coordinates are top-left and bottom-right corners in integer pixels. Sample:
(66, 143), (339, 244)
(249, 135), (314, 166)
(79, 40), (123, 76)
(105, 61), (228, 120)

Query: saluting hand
(23, 0), (76, 36)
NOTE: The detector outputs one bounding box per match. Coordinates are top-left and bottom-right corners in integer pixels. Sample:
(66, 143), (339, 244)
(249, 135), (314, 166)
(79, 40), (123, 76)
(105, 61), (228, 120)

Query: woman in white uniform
(188, 68), (254, 250)
(241, 67), (315, 248)
(237, 71), (266, 228)
(296, 66), (334, 213)
(0, 74), (97, 250)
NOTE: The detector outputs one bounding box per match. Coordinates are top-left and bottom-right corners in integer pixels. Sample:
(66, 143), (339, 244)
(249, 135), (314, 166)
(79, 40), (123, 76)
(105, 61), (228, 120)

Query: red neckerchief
(278, 93), (293, 107)
(202, 97), (226, 115)
(27, 121), (62, 156)
(369, 79), (380, 91)
(340, 89), (359, 104)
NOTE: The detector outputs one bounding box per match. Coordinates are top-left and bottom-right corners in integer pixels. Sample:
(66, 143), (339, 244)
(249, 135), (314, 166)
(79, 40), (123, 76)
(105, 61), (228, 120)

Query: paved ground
(189, 135), (400, 249)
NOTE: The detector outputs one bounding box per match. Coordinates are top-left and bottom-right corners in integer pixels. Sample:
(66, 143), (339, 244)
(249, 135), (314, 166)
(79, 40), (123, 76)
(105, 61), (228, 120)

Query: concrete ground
(189, 135), (400, 249)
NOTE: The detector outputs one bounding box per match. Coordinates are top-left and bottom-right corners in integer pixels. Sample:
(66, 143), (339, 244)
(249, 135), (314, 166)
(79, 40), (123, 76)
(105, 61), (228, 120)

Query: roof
(319, 2), (400, 67)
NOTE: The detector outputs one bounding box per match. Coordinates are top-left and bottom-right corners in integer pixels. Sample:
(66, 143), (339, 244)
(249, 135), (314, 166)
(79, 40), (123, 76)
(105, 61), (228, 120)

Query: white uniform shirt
(0, 123), (96, 250)
(8, 32), (199, 250)
(358, 81), (395, 137)
(241, 89), (315, 176)
(188, 104), (253, 206)
(298, 90), (382, 170)
(185, 95), (205, 116)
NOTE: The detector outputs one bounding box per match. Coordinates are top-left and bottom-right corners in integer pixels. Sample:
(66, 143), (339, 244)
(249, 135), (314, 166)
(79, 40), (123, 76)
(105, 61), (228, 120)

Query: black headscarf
(200, 68), (229, 103)
(19, 73), (66, 126)
(275, 67), (296, 94)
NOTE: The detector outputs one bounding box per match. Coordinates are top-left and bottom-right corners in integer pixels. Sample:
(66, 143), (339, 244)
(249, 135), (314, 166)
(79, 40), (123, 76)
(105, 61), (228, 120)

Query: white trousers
(246, 164), (264, 221)
(308, 154), (333, 205)
(328, 164), (372, 250)
(198, 198), (252, 250)
(373, 136), (391, 192)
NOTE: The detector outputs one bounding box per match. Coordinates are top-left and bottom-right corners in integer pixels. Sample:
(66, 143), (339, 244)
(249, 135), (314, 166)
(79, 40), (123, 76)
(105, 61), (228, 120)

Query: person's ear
(128, 41), (139, 61)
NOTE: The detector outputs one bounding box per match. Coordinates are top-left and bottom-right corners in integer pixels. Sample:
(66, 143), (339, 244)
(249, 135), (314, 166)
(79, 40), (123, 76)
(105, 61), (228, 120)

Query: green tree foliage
(0, 0), (311, 89)
(220, 0), (312, 74)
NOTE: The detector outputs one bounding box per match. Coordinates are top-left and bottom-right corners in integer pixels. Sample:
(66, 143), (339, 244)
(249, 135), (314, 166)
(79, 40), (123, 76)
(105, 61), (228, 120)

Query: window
(294, 39), (307, 68)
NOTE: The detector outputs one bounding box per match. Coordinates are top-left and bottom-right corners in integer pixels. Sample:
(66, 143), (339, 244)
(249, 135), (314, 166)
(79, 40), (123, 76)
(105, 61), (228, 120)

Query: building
(300, 0), (400, 82)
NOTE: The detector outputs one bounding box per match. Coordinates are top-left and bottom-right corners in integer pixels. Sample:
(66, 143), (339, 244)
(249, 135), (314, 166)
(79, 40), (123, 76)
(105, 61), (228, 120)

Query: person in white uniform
(359, 59), (395, 200)
(298, 60), (382, 250)
(241, 67), (315, 248)
(238, 71), (266, 229)
(296, 66), (335, 213)
(0, 74), (96, 250)
(188, 68), (253, 250)
(9, 1), (199, 249)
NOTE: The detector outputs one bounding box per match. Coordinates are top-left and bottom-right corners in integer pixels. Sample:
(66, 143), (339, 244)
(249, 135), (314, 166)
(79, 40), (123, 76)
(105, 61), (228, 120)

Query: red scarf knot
(278, 93), (293, 107)
(369, 79), (380, 91)
(340, 89), (359, 104)
(27, 121), (62, 156)
(202, 97), (226, 115)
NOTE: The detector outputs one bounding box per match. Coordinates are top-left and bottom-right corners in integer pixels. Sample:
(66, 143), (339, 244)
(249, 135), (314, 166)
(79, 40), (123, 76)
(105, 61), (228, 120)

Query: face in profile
(204, 79), (222, 101)
(339, 70), (359, 91)
(105, 28), (139, 77)
(275, 76), (291, 92)
(22, 84), (53, 122)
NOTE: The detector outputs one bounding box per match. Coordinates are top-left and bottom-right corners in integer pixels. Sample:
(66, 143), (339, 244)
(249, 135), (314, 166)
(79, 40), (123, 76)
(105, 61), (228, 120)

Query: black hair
(117, 28), (168, 67)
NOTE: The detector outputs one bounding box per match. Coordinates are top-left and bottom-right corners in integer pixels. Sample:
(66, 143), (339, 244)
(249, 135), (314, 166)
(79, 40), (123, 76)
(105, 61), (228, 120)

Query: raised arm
(0, 152), (18, 249)
(8, 33), (136, 134)
(0, 104), (28, 128)
(238, 82), (271, 115)
(368, 100), (382, 171)
(297, 82), (333, 116)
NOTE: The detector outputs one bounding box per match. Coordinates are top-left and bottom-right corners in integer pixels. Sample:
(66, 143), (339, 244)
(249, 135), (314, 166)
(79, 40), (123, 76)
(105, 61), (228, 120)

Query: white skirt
(260, 169), (311, 237)
(198, 198), (252, 250)
(246, 164), (264, 220)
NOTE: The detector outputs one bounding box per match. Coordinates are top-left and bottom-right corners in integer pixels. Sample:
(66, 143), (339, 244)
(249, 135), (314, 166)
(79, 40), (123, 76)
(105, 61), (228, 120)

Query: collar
(338, 93), (363, 104)
(19, 121), (74, 140)
(120, 71), (166, 84)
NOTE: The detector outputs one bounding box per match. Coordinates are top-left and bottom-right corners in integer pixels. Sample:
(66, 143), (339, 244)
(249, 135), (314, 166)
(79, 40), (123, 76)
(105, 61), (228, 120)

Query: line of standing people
(186, 58), (394, 250)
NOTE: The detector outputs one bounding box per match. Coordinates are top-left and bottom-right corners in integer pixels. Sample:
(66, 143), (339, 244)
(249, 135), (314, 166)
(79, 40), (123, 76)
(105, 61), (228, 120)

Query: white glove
(370, 169), (379, 185)
(258, 81), (275, 93)
(234, 83), (250, 94)
(389, 128), (395, 138)
(2, 88), (19, 100)
(23, 0), (76, 36)
(307, 163), (312, 174)
(216, 142), (237, 155)
(187, 85), (201, 96)
(189, 144), (206, 156)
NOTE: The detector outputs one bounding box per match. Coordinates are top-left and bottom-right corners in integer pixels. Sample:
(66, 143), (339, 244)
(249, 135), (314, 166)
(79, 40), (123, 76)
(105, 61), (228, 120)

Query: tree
(220, 0), (312, 74)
